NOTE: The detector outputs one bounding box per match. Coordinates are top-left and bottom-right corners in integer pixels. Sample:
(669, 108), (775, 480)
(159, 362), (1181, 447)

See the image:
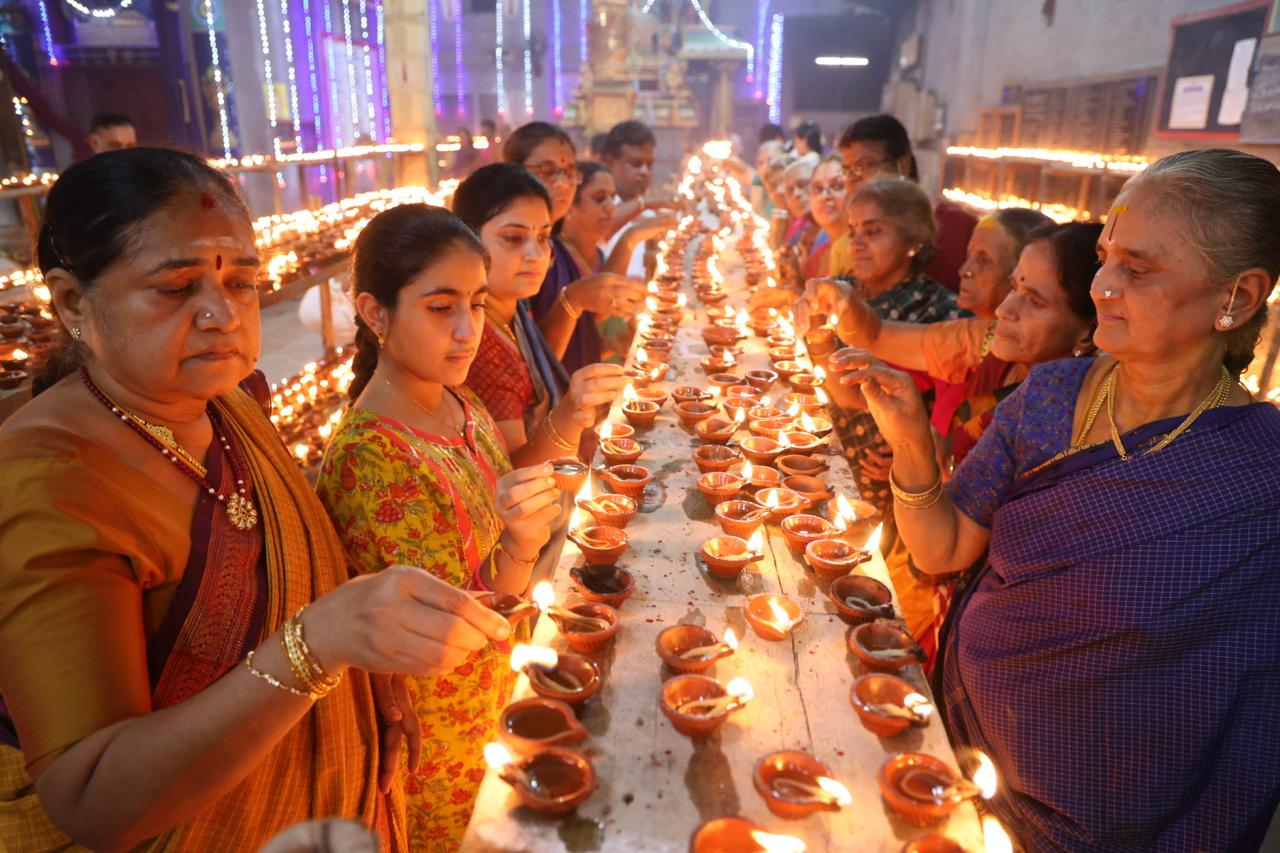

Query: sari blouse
(941, 358), (1280, 851)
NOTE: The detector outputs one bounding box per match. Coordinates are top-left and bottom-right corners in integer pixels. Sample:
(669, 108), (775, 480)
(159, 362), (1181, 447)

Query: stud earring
(1217, 276), (1242, 331)
(1216, 314), (1235, 330)
(69, 327), (81, 339)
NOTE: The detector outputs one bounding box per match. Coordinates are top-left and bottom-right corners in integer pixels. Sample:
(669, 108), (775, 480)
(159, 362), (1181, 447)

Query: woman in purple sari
(831, 148), (1280, 851)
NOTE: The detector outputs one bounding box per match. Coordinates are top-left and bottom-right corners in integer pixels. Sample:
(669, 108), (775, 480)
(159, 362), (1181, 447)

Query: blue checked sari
(937, 359), (1280, 852)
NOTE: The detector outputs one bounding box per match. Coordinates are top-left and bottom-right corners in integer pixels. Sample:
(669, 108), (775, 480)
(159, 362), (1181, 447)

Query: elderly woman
(837, 114), (976, 291)
(832, 148), (1280, 851)
(0, 149), (512, 849)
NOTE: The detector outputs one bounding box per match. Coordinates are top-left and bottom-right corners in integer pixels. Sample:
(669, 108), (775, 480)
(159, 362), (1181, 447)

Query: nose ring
(1102, 289), (1116, 300)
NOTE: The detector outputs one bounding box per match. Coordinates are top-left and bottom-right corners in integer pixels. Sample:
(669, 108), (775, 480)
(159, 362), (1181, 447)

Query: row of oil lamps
(471, 167), (1014, 852)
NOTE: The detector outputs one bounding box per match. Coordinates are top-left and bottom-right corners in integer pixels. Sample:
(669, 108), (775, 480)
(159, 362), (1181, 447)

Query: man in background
(87, 113), (136, 154)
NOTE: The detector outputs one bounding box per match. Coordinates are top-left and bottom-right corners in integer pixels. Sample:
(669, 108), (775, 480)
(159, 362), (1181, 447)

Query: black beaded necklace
(80, 367), (259, 530)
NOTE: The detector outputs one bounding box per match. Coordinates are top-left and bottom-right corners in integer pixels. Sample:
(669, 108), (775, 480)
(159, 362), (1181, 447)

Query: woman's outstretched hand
(827, 348), (933, 451)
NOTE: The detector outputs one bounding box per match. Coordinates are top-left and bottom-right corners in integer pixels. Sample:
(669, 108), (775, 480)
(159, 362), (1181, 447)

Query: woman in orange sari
(0, 149), (511, 851)
(316, 204), (562, 849)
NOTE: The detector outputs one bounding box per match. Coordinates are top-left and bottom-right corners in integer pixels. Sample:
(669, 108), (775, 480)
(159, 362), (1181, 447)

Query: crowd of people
(0, 105), (1276, 853)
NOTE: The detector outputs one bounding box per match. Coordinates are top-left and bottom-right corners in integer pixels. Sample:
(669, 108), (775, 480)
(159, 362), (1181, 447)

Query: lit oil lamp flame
(733, 407), (746, 425)
(865, 522), (883, 552)
(645, 295), (660, 312)
(723, 627), (739, 650)
(483, 741), (515, 772)
(814, 388), (829, 405)
(708, 386), (722, 400)
(635, 349), (649, 366)
(749, 830), (806, 853)
(11, 348), (27, 361)
(762, 490), (780, 510)
(317, 422), (333, 440)
(725, 676), (754, 704)
(983, 816), (1013, 853)
(747, 529), (765, 556)
(768, 308), (778, 318)
(735, 307), (750, 327)
(833, 493), (856, 531)
(510, 643), (558, 672)
(813, 366), (827, 384)
(903, 691), (935, 720)
(569, 505), (592, 533)
(531, 581), (555, 611)
(623, 384), (639, 403)
(827, 313), (838, 328)
(598, 422), (613, 441)
(293, 443), (309, 461)
(815, 776), (854, 807)
(972, 751), (998, 799)
(767, 598), (793, 631)
(677, 293), (688, 308)
(799, 411), (817, 433)
(740, 459), (755, 480)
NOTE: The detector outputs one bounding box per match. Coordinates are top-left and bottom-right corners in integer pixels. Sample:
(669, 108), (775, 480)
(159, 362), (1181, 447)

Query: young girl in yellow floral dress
(316, 204), (563, 849)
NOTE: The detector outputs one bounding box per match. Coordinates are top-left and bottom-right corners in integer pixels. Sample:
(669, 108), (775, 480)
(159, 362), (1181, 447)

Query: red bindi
(200, 192), (216, 209)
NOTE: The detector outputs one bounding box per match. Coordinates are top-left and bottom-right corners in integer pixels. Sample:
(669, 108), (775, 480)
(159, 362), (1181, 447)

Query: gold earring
(1217, 276), (1243, 331)
(69, 327), (81, 340)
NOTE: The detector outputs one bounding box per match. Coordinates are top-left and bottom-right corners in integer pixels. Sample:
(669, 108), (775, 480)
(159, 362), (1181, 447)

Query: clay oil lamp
(829, 575), (895, 624)
(697, 287), (728, 305)
(498, 697), (588, 756)
(694, 416), (738, 445)
(730, 460), (781, 493)
(756, 487), (810, 522)
(768, 346), (797, 364)
(701, 325), (742, 348)
(0, 346), (29, 372)
(739, 436), (785, 466)
(772, 360), (806, 382)
(697, 470), (746, 506)
(850, 620), (928, 672)
(877, 751), (996, 826)
(804, 538), (873, 581)
(599, 435), (644, 465)
(787, 371), (821, 395)
(0, 369), (28, 391)
(622, 386), (661, 429)
(597, 421), (635, 441)
(831, 494), (883, 547)
(567, 509), (631, 563)
(796, 410), (833, 439)
(714, 499), (770, 538)
(804, 322), (839, 361)
(656, 625), (739, 674)
(660, 674), (754, 737)
(781, 430), (823, 456)
(569, 563), (636, 608)
(722, 396), (757, 422)
(700, 530), (766, 578)
(776, 454), (828, 478)
(706, 305), (735, 321)
(0, 316), (25, 340)
(708, 344), (742, 363)
(726, 384), (761, 401)
(484, 742), (596, 815)
(849, 673), (934, 737)
(782, 391), (828, 417)
(625, 361), (667, 388)
(782, 475), (832, 504)
(902, 835), (966, 853)
(707, 372), (744, 394)
(767, 334), (794, 350)
(780, 514), (839, 554)
(677, 401), (719, 429)
(701, 354), (737, 375)
(693, 443), (741, 473)
(753, 750), (853, 819)
(745, 368), (778, 391)
(474, 591), (539, 633)
(551, 456), (590, 492)
(689, 817), (807, 853)
(749, 307), (780, 337)
(747, 402), (785, 421)
(512, 644), (602, 709)
(532, 582), (620, 654)
(576, 493), (638, 529)
(673, 385), (714, 405)
(641, 340), (672, 364)
(744, 593), (803, 641)
(748, 417), (792, 441)
(600, 463), (651, 499)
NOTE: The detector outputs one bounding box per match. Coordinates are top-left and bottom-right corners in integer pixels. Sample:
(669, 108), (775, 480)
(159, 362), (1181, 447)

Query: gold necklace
(380, 376), (465, 439)
(1104, 363), (1232, 460)
(484, 306), (519, 350)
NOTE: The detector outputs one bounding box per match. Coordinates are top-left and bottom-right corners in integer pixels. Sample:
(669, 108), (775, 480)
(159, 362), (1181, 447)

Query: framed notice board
(1154, 0), (1269, 139)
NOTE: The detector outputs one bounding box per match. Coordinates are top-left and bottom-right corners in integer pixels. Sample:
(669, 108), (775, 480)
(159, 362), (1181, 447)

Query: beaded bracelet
(244, 649), (311, 699)
(889, 471), (944, 510)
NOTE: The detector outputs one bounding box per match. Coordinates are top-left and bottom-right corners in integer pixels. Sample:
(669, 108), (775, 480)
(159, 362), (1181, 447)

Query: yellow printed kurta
(316, 390), (516, 851)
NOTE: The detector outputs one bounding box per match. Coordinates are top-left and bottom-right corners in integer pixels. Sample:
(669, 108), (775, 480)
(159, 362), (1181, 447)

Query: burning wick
(769, 775), (853, 807)
(832, 493), (857, 532)
(483, 742), (535, 792)
(510, 643), (582, 692)
(676, 676), (754, 716)
(749, 831), (807, 853)
(678, 627), (740, 660)
(867, 691), (934, 722)
(766, 598), (795, 632)
(531, 581), (610, 632)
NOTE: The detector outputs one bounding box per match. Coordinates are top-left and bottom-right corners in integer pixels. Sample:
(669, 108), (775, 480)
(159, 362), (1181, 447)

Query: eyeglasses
(809, 179), (846, 196)
(841, 158), (892, 181)
(526, 163), (584, 186)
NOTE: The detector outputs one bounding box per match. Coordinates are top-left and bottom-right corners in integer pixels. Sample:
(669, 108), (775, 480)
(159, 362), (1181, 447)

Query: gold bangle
(281, 621), (320, 697)
(496, 539), (538, 568)
(281, 612), (342, 699)
(542, 414), (578, 452)
(558, 287), (583, 320)
(291, 610), (342, 692)
(889, 471), (944, 509)
(245, 649), (312, 699)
